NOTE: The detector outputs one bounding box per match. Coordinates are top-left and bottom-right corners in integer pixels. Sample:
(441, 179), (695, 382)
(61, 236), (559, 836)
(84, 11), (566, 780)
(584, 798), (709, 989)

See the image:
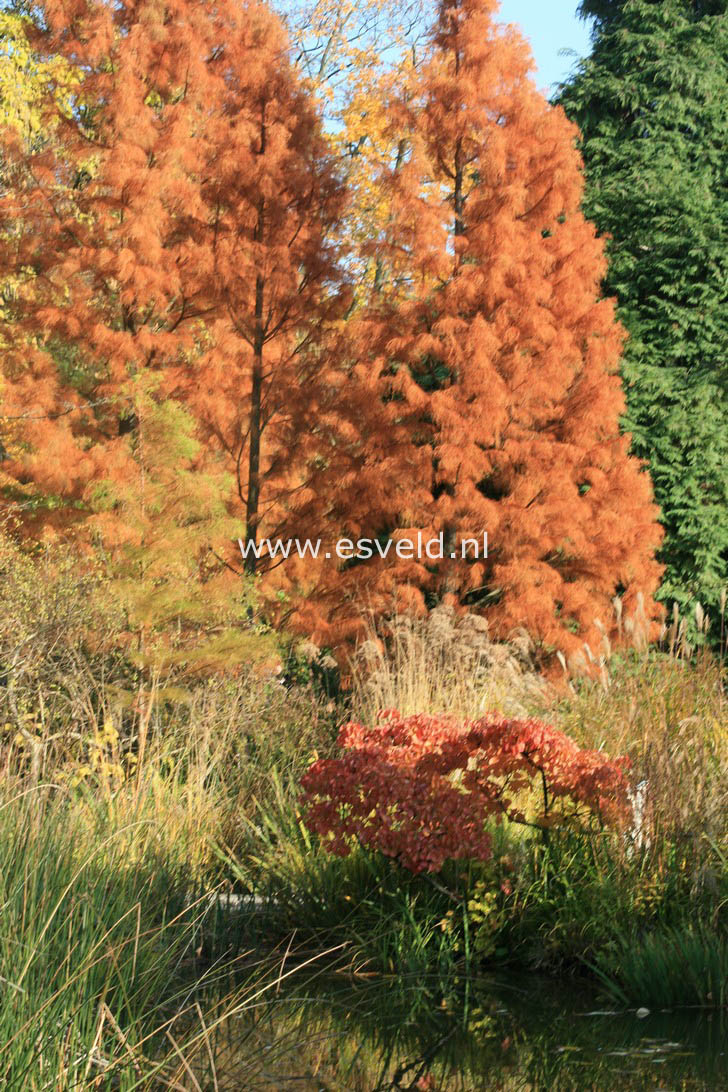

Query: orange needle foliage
(0, 0), (348, 580)
(166, 4), (348, 574)
(304, 0), (664, 665)
(0, 0), (665, 671)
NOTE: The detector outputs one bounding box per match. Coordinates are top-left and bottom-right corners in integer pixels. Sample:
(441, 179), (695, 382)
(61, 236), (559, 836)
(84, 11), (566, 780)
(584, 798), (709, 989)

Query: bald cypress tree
(0, 0), (346, 592)
(308, 0), (664, 666)
(559, 0), (728, 629)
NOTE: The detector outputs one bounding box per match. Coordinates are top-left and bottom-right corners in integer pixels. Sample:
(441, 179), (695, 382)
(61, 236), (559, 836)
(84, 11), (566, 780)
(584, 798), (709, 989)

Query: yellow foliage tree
(283, 0), (432, 296)
(0, 11), (75, 141)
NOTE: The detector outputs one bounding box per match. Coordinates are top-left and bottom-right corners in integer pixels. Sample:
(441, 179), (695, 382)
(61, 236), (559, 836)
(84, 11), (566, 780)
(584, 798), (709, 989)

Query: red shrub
(301, 711), (630, 873)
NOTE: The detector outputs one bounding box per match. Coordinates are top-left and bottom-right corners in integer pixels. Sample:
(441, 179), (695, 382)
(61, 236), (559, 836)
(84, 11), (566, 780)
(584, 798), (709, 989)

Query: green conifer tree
(559, 0), (728, 630)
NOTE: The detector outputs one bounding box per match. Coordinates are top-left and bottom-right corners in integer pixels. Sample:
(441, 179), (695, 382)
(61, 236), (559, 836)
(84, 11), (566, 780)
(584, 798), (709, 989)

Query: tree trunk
(244, 273), (265, 575)
(243, 104), (268, 575)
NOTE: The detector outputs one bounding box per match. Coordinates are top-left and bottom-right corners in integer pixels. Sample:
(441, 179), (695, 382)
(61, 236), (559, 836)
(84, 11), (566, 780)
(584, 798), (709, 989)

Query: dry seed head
(695, 601), (705, 632)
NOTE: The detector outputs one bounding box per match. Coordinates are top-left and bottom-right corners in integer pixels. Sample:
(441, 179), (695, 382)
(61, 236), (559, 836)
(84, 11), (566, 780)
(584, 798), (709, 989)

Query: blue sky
(497, 1), (594, 94)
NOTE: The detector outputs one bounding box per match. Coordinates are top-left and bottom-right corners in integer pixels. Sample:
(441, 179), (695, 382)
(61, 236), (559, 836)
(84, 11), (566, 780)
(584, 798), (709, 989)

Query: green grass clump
(0, 787), (197, 1089)
(593, 925), (728, 1009)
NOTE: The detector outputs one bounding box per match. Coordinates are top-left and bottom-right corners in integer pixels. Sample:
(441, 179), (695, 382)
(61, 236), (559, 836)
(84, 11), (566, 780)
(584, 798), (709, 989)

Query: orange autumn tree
(0, 0), (237, 525)
(165, 4), (349, 577)
(0, 0), (282, 667)
(307, 0), (664, 665)
(0, 0), (350, 624)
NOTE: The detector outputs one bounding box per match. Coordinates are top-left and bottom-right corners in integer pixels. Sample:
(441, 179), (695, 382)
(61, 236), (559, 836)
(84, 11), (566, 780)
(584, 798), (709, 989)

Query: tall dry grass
(350, 604), (550, 723)
(553, 597), (727, 870)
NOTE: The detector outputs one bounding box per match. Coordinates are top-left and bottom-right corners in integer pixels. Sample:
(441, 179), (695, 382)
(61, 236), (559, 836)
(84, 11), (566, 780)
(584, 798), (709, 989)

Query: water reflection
(211, 968), (728, 1090)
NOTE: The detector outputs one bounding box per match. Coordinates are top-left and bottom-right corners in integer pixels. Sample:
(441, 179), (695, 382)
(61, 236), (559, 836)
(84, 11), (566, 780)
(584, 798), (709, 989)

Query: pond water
(203, 968), (728, 1090)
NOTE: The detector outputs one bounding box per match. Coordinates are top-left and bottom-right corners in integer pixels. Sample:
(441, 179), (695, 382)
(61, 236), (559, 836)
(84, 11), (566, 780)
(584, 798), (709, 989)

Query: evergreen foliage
(559, 0), (728, 626)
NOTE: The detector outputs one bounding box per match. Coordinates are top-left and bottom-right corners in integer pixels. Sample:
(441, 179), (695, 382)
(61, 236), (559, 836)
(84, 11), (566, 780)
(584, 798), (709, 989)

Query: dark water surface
(218, 971), (728, 1090)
